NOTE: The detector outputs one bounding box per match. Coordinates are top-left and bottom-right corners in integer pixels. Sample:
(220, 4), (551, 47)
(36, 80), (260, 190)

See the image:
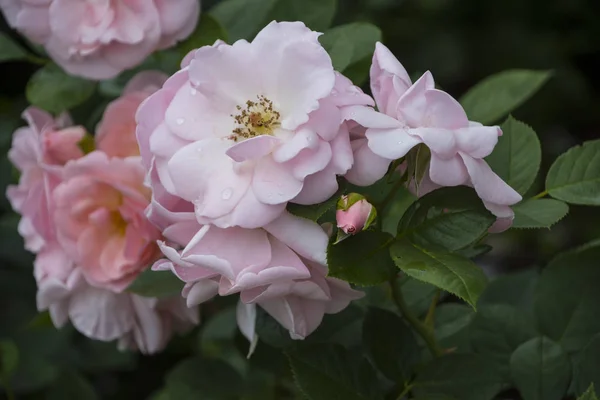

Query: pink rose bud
(336, 194), (376, 235)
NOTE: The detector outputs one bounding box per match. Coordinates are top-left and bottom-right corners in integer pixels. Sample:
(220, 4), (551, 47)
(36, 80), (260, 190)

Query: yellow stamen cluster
(229, 95), (281, 142)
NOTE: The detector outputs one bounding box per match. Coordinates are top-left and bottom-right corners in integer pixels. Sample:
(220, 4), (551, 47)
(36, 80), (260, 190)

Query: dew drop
(398, 141), (404, 145)
(221, 188), (233, 200)
(277, 191), (284, 196)
(176, 118), (185, 125)
(190, 88), (197, 96)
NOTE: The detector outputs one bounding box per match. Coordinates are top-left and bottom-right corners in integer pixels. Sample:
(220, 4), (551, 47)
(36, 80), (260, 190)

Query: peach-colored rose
(54, 151), (161, 291)
(96, 71), (167, 158)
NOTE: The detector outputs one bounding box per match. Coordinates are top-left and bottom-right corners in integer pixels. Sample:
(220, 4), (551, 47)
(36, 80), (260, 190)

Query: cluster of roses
(3, 0), (521, 354)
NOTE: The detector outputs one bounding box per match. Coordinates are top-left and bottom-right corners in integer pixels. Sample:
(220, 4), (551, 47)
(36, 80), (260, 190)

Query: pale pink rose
(0, 0), (200, 80)
(345, 42), (522, 231)
(97, 71), (167, 158)
(336, 196), (374, 235)
(6, 107), (84, 251)
(36, 268), (198, 354)
(53, 151), (161, 291)
(135, 21), (374, 230)
(150, 210), (363, 339)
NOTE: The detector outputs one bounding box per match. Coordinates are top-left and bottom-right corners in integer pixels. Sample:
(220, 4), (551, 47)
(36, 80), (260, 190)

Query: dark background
(1, 0), (599, 398)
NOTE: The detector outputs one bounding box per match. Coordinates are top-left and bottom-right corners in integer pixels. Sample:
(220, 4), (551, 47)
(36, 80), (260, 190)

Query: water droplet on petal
(176, 118), (185, 125)
(221, 188), (233, 200)
(277, 192), (284, 196)
(398, 141), (403, 145)
(190, 88), (197, 96)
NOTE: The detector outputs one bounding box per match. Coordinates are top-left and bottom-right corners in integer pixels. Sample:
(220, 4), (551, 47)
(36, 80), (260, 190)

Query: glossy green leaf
(485, 116), (541, 194)
(127, 269), (185, 298)
(327, 231), (396, 285)
(165, 357), (243, 400)
(320, 23), (382, 73)
(512, 198), (569, 229)
(577, 384), (599, 400)
(470, 304), (537, 378)
(390, 240), (488, 308)
(478, 269), (538, 312)
(434, 304), (474, 352)
(45, 370), (98, 400)
(0, 33), (27, 62)
(413, 354), (503, 400)
(534, 239), (600, 352)
(362, 308), (418, 383)
(178, 14), (228, 56)
(210, 0), (277, 41)
(268, 0), (337, 32)
(398, 187), (495, 251)
(287, 344), (383, 400)
(546, 139), (600, 206)
(26, 64), (96, 113)
(510, 337), (571, 400)
(460, 69), (551, 124)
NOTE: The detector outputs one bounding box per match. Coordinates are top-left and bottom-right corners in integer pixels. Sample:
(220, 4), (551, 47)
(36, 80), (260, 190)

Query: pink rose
(136, 21), (374, 230)
(336, 194), (375, 235)
(97, 71), (167, 158)
(6, 107), (85, 251)
(53, 151), (161, 291)
(345, 43), (522, 231)
(36, 268), (198, 354)
(0, 0), (200, 79)
(150, 208), (364, 339)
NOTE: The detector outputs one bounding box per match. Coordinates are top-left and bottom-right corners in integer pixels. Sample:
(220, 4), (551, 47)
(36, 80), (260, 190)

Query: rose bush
(1, 1), (600, 399)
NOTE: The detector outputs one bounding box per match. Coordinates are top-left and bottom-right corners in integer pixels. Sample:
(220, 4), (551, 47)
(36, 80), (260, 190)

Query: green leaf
(0, 33), (27, 62)
(268, 0), (337, 32)
(470, 304), (537, 378)
(26, 64), (96, 113)
(45, 370), (98, 400)
(572, 335), (600, 396)
(545, 139), (600, 206)
(287, 344), (383, 400)
(127, 269), (185, 298)
(254, 307), (295, 348)
(459, 69), (551, 124)
(165, 357), (243, 400)
(413, 354), (503, 400)
(398, 187), (495, 252)
(578, 384), (599, 400)
(534, 239), (600, 352)
(178, 14), (228, 56)
(400, 276), (440, 317)
(362, 308), (418, 383)
(210, 0), (277, 41)
(327, 231), (396, 285)
(0, 341), (18, 376)
(512, 198), (569, 229)
(320, 23), (382, 73)
(390, 240), (488, 309)
(478, 269), (539, 312)
(434, 304), (474, 352)
(485, 116), (542, 194)
(510, 337), (571, 400)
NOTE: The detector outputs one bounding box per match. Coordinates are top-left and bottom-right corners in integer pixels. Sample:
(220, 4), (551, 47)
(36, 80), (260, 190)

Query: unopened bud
(335, 194), (376, 238)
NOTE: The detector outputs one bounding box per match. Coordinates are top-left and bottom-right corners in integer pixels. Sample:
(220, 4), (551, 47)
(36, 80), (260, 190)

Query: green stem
(396, 383), (413, 400)
(424, 290), (441, 328)
(26, 54), (47, 65)
(390, 276), (443, 358)
(532, 190), (548, 200)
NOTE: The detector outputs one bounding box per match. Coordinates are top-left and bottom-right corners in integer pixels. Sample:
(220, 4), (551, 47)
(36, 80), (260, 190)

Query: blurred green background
(0, 0), (599, 399)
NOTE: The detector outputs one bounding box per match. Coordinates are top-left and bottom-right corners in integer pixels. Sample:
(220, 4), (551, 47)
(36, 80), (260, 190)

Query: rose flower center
(229, 95), (281, 142)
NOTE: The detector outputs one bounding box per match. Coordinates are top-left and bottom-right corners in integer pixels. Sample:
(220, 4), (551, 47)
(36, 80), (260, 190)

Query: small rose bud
(335, 194), (376, 237)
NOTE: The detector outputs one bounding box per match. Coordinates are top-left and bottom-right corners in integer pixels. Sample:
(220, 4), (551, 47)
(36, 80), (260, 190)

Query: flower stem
(532, 190), (548, 200)
(396, 383), (413, 400)
(390, 276), (443, 358)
